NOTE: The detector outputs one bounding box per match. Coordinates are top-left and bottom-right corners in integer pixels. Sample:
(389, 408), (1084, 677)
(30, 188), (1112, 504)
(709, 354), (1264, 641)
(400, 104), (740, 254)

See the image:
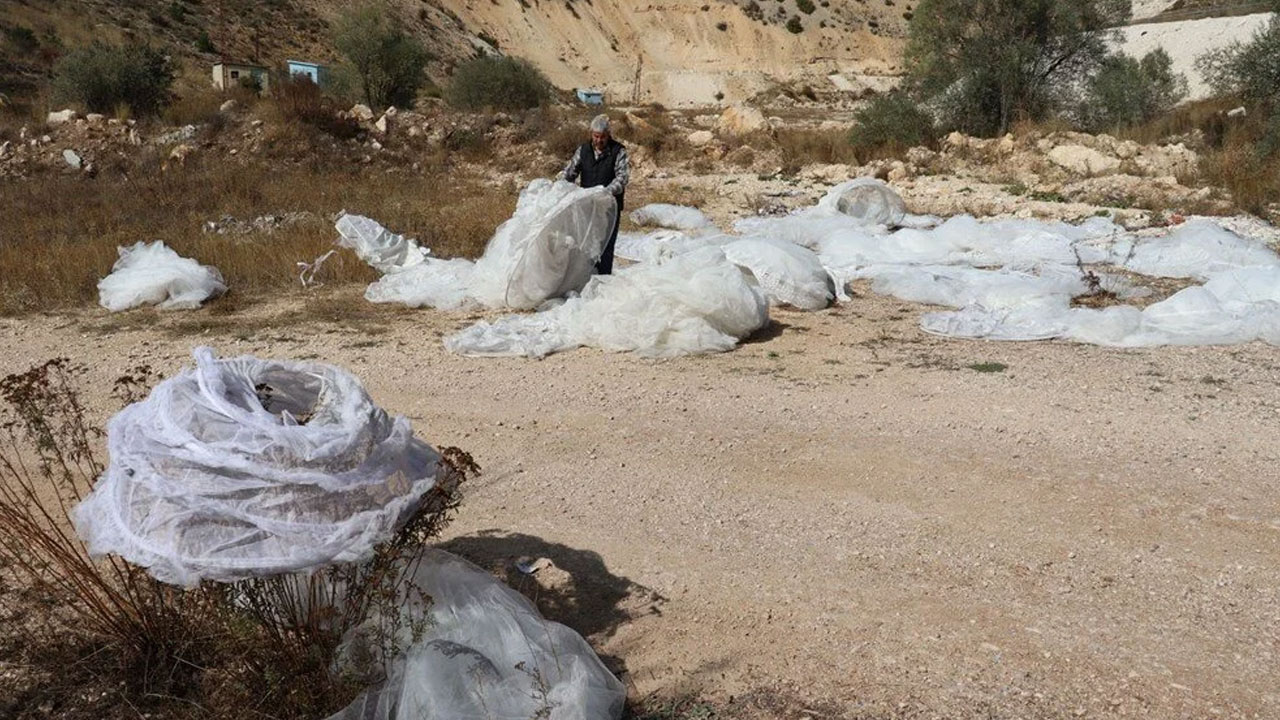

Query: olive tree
(905, 0), (1131, 136)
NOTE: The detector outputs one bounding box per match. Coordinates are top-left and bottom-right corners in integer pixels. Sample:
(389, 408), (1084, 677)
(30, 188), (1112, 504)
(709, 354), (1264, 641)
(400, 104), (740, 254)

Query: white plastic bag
(446, 247), (770, 358)
(97, 242), (226, 312)
(328, 550), (625, 720)
(73, 348), (448, 586)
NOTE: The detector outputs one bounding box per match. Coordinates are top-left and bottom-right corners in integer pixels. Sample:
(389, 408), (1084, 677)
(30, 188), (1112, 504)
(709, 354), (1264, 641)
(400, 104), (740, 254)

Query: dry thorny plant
(0, 359), (477, 719)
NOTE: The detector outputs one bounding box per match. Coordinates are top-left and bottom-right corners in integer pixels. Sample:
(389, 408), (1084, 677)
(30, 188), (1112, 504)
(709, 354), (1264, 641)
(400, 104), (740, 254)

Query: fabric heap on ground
(327, 549), (625, 720)
(608, 178), (1280, 348)
(337, 179), (617, 311)
(73, 347), (448, 586)
(630, 203), (715, 231)
(97, 241), (226, 312)
(445, 246), (770, 358)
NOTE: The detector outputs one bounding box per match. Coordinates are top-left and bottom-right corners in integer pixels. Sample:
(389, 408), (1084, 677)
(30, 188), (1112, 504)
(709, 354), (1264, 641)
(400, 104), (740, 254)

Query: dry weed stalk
(0, 358), (476, 717)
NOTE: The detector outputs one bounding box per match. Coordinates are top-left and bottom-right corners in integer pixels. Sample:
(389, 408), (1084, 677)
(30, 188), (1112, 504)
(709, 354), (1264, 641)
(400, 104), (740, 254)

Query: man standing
(562, 114), (629, 275)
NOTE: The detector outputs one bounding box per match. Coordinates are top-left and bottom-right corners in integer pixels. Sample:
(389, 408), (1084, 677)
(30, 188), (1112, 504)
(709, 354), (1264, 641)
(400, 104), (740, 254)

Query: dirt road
(4, 288), (1277, 719)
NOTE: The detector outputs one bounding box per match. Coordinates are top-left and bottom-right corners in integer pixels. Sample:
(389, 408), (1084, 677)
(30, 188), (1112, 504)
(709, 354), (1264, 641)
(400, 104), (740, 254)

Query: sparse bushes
(51, 42), (174, 116)
(447, 55), (551, 111)
(334, 5), (431, 109)
(797, 0), (816, 13)
(3, 24), (39, 54)
(272, 74), (360, 139)
(849, 90), (937, 157)
(905, 0), (1130, 136)
(1198, 9), (1280, 107)
(1082, 49), (1187, 131)
(786, 16), (804, 33)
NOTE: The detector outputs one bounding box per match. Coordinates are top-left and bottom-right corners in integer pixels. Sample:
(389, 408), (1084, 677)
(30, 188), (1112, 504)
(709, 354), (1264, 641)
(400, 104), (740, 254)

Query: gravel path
(4, 289), (1277, 718)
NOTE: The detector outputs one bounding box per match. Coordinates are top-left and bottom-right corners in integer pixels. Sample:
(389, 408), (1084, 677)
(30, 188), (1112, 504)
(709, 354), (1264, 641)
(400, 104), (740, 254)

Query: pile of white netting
(73, 348), (625, 719)
(73, 347), (448, 585)
(327, 550), (625, 720)
(97, 241), (226, 312)
(611, 180), (1280, 348)
(446, 246), (770, 358)
(337, 180), (617, 311)
(345, 174), (1280, 352)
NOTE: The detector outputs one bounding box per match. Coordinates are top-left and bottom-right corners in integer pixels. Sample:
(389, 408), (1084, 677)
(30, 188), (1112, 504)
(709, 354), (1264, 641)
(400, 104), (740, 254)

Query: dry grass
(774, 127), (861, 166)
(0, 158), (515, 315)
(1119, 98), (1280, 216)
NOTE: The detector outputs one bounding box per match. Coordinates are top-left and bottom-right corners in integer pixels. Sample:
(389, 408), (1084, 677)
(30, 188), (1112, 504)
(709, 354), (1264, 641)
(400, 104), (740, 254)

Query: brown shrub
(774, 127), (860, 166)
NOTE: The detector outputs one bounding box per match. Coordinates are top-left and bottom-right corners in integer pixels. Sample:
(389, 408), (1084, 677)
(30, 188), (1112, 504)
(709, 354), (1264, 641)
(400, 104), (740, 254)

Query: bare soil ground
(3, 285), (1277, 719)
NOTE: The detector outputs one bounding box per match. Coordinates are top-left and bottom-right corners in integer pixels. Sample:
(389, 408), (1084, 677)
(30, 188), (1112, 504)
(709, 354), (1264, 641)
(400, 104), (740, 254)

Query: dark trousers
(596, 197), (622, 275)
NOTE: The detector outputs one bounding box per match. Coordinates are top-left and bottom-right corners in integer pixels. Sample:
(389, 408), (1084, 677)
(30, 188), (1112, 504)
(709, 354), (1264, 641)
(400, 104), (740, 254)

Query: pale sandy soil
(3, 286), (1278, 719)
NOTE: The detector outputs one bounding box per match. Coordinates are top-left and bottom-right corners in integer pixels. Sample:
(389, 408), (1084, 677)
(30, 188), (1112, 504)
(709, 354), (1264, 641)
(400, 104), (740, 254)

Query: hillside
(1, 0), (906, 109)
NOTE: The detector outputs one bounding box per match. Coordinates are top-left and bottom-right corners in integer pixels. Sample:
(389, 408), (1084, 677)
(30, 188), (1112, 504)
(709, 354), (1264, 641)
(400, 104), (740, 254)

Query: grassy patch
(0, 160), (514, 315)
(966, 362), (1008, 373)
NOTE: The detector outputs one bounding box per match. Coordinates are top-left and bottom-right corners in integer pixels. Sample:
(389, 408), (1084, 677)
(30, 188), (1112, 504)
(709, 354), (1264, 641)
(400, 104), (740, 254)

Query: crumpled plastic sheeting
(818, 178), (907, 227)
(336, 214), (431, 274)
(1117, 219), (1280, 280)
(630, 203), (715, 231)
(824, 217), (1280, 347)
(615, 230), (721, 265)
(923, 266), (1280, 347)
(327, 550), (625, 720)
(445, 247), (770, 358)
(97, 242), (227, 312)
(722, 238), (835, 310)
(339, 180), (617, 311)
(73, 348), (445, 586)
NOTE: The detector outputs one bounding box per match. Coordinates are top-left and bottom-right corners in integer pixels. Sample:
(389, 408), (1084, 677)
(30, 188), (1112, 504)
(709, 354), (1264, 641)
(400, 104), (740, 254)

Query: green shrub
(786, 15), (803, 33)
(334, 6), (431, 109)
(3, 25), (39, 54)
(196, 29), (215, 53)
(797, 0), (816, 13)
(1198, 10), (1280, 107)
(849, 90), (936, 157)
(447, 55), (551, 111)
(51, 42), (174, 116)
(1082, 49), (1187, 131)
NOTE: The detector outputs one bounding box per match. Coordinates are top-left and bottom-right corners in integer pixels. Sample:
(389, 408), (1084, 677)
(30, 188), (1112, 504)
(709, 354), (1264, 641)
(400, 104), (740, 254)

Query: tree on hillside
(905, 0), (1131, 136)
(446, 55), (550, 112)
(1197, 6), (1280, 107)
(334, 6), (430, 109)
(1081, 48), (1187, 130)
(52, 42), (173, 115)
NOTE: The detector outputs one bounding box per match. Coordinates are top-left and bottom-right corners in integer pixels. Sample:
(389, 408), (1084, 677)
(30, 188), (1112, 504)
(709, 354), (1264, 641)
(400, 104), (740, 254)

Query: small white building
(212, 62), (270, 93)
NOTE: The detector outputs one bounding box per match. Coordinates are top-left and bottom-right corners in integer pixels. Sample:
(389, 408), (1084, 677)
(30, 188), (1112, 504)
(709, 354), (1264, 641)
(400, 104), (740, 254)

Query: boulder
(686, 130), (714, 147)
(62, 149), (83, 169)
(1227, 106), (1247, 118)
(85, 113), (105, 124)
(219, 99), (238, 113)
(944, 131), (968, 149)
(1047, 144), (1121, 177)
(716, 105), (770, 136)
(47, 109), (78, 125)
(350, 104), (375, 122)
(374, 114), (391, 135)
